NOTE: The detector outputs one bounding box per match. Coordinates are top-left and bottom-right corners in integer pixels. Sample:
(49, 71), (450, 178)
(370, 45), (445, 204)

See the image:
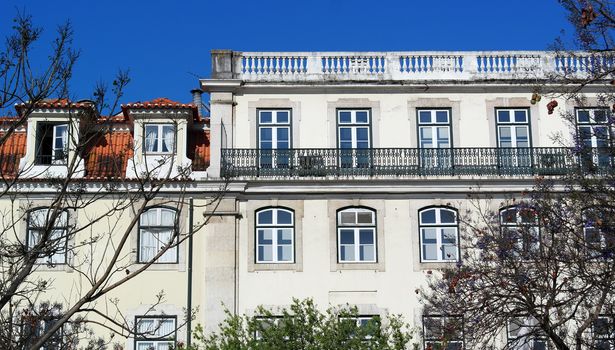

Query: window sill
(249, 262), (301, 272)
(334, 262), (384, 271)
(136, 263), (184, 272)
(33, 263), (72, 272)
(418, 261), (458, 270)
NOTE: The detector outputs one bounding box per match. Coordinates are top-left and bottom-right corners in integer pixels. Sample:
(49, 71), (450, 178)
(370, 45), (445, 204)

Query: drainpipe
(186, 198), (194, 346)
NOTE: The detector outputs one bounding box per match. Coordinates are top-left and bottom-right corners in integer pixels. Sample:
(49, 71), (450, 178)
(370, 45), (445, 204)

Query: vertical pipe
(186, 198), (194, 346)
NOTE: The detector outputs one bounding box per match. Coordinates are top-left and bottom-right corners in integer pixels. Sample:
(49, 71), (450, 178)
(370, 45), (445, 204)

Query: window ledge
(136, 263), (185, 272)
(249, 262), (301, 272)
(334, 262), (384, 271)
(418, 261), (458, 270)
(33, 264), (72, 272)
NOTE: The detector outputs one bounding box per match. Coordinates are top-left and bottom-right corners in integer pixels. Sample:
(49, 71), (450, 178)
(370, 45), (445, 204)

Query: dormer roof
(121, 97), (201, 122)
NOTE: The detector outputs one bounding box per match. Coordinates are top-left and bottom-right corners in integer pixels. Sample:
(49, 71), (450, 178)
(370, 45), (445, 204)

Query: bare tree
(0, 12), (219, 350)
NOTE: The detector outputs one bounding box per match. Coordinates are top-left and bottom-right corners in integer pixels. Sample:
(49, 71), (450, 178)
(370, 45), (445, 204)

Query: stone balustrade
(214, 51), (615, 82)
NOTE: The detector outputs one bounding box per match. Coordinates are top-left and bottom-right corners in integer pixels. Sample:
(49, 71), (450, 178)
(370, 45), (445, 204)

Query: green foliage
(183, 298), (414, 350)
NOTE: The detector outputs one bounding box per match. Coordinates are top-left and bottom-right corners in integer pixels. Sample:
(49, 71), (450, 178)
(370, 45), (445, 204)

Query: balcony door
(576, 108), (611, 169)
(417, 109), (452, 172)
(337, 109), (371, 170)
(258, 110), (291, 171)
(496, 109), (532, 172)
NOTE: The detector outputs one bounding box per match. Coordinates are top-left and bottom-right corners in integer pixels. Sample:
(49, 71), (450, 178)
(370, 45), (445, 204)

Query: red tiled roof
(0, 132), (26, 177)
(15, 99), (95, 114)
(121, 97), (200, 121)
(84, 127), (134, 179)
(188, 126), (210, 171)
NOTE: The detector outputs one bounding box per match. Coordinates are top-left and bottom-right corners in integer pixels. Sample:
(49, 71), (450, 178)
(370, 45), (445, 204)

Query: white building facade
(200, 50), (612, 349)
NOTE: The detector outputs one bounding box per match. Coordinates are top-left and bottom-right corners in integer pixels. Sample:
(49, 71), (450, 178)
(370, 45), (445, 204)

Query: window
(36, 123), (68, 165)
(144, 124), (175, 154)
(419, 207), (459, 262)
(21, 314), (64, 350)
(339, 315), (380, 340)
(423, 315), (463, 350)
(417, 109), (452, 170)
(576, 108), (612, 167)
(27, 208), (68, 265)
(500, 206), (540, 258)
(134, 316), (176, 350)
(258, 110), (291, 169)
(337, 109), (371, 168)
(593, 315), (615, 349)
(138, 207), (178, 263)
(507, 316), (548, 350)
(496, 108), (532, 168)
(254, 316), (283, 340)
(583, 207), (615, 258)
(337, 208), (376, 263)
(256, 208), (294, 263)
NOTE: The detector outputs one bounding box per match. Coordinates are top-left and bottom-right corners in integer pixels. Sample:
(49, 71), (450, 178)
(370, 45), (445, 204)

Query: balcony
(222, 51), (615, 83)
(221, 147), (614, 178)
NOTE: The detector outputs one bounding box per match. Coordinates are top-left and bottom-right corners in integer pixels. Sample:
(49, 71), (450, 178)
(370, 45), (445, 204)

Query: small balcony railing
(221, 147), (614, 178)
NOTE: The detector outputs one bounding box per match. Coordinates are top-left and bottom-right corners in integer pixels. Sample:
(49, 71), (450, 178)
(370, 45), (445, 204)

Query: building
(2, 50), (612, 349)
(200, 50), (612, 349)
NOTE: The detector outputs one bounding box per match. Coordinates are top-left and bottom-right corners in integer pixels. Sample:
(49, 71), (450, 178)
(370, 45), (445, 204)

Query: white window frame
(337, 109), (371, 169)
(417, 109), (452, 149)
(337, 208), (377, 263)
(592, 315), (615, 349)
(419, 207), (459, 262)
(507, 316), (548, 350)
(138, 207), (178, 264)
(134, 316), (176, 350)
(423, 315), (464, 350)
(576, 108), (612, 167)
(27, 208), (68, 265)
(144, 124), (175, 154)
(257, 109), (291, 150)
(36, 123), (68, 165)
(255, 208), (295, 264)
(339, 315), (380, 340)
(496, 108), (531, 148)
(254, 316), (284, 340)
(583, 208), (615, 257)
(500, 206), (540, 258)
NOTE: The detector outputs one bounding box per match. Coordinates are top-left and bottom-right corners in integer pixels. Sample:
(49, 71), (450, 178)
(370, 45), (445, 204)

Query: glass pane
(437, 127), (450, 147)
(595, 109), (607, 123)
(260, 128), (272, 142)
(442, 245), (457, 260)
(422, 228), (437, 242)
(340, 230), (355, 244)
(137, 342), (154, 350)
(278, 245), (292, 261)
(516, 126), (529, 147)
(421, 209), (436, 224)
(501, 208), (517, 223)
(277, 128), (289, 142)
(339, 111), (352, 123)
(424, 317), (442, 338)
(276, 111), (289, 123)
(341, 245), (355, 261)
(498, 110), (511, 123)
(356, 128), (369, 142)
(278, 229), (293, 244)
(360, 244), (375, 261)
(359, 229), (374, 244)
(277, 210), (292, 225)
(436, 111), (449, 123)
(514, 110), (527, 123)
(419, 111), (432, 124)
(160, 209), (175, 226)
(442, 228), (457, 244)
(356, 111), (369, 123)
(259, 245), (273, 261)
(420, 128), (433, 144)
(340, 211), (356, 225)
(258, 210), (273, 225)
(440, 210), (456, 223)
(499, 127), (512, 147)
(258, 229), (272, 244)
(260, 111), (272, 123)
(339, 128), (352, 142)
(357, 211), (374, 224)
(577, 110), (590, 123)
(423, 243), (437, 260)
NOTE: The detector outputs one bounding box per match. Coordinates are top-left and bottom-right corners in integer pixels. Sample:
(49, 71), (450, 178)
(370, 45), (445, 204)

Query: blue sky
(0, 0), (573, 108)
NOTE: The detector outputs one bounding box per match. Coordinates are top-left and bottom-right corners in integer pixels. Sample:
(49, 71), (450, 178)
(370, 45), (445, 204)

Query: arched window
(138, 207), (178, 263)
(499, 206), (539, 257)
(256, 208), (294, 263)
(582, 207), (615, 257)
(418, 207), (459, 262)
(27, 208), (69, 264)
(337, 207), (376, 263)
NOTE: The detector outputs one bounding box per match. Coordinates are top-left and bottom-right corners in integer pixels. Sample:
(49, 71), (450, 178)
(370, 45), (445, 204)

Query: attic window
(35, 123), (68, 165)
(144, 124), (175, 154)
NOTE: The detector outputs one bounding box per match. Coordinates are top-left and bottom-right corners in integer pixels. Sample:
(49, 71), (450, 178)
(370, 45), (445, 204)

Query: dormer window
(35, 123), (68, 165)
(144, 124), (175, 154)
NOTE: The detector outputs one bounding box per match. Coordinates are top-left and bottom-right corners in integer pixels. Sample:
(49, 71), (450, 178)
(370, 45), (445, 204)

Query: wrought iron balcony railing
(221, 147), (614, 178)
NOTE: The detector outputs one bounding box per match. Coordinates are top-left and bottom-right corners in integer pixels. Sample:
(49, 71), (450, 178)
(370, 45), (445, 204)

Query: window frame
(575, 107), (612, 168)
(137, 206), (179, 264)
(418, 206), (460, 263)
(20, 312), (65, 350)
(582, 207), (615, 258)
(416, 108), (453, 150)
(422, 315), (464, 350)
(339, 314), (381, 341)
(336, 109), (373, 169)
(499, 205), (541, 258)
(495, 108), (532, 148)
(255, 207), (295, 264)
(143, 123), (176, 154)
(592, 314), (615, 349)
(133, 315), (177, 350)
(506, 316), (548, 350)
(256, 109), (293, 150)
(336, 207), (377, 263)
(35, 122), (69, 165)
(26, 207), (69, 265)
